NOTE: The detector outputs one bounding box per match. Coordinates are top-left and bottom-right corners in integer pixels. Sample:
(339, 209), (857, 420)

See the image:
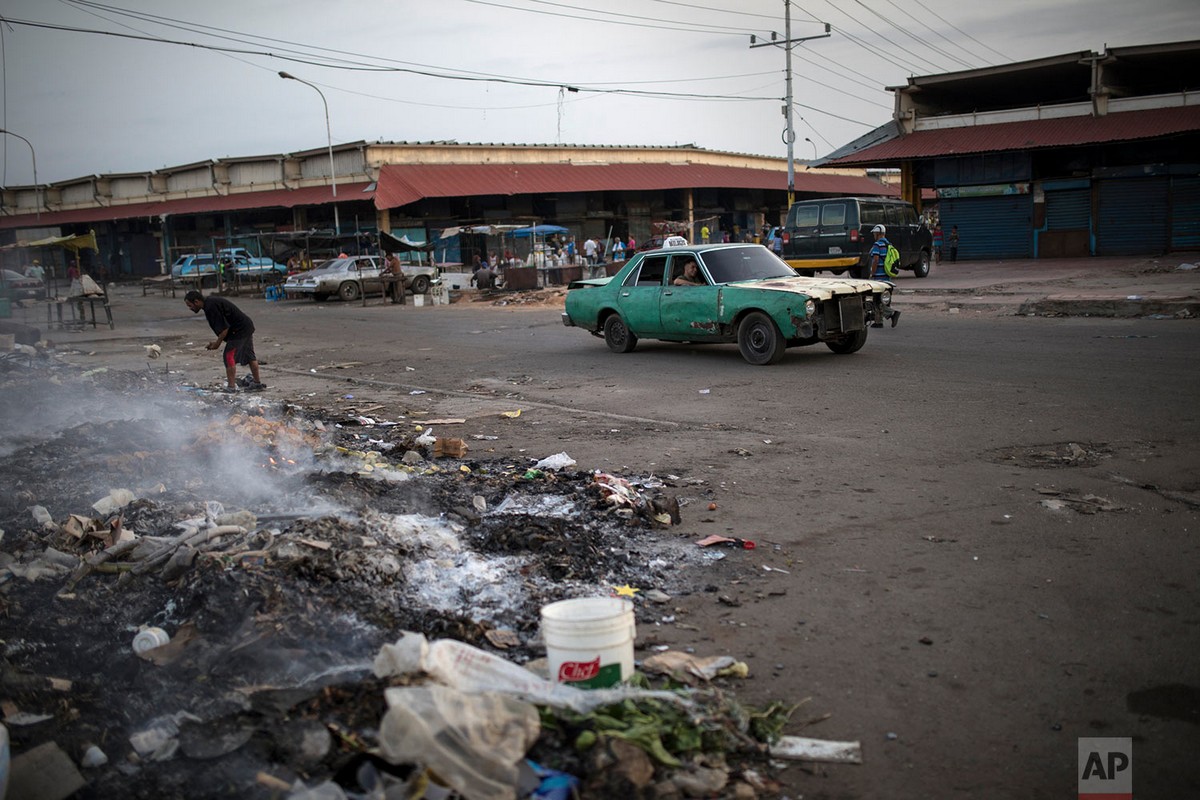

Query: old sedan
(561, 243), (898, 365)
(283, 256), (438, 301)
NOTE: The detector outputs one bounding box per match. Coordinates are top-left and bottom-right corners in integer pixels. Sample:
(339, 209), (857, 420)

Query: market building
(824, 40), (1200, 260)
(0, 142), (893, 277)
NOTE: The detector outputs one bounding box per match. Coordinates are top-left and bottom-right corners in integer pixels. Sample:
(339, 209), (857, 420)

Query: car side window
(860, 203), (884, 226)
(821, 203), (846, 227)
(790, 205), (819, 229)
(901, 206), (918, 226)
(625, 255), (667, 287)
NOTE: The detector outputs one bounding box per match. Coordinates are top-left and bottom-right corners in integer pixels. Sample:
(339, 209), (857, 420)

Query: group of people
(931, 222), (959, 263)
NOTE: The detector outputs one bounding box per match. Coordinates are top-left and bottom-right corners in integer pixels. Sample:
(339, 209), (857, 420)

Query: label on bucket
(557, 657), (623, 689)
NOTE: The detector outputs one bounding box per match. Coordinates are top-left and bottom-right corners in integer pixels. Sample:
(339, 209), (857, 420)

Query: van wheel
(797, 269), (816, 277)
(339, 281), (360, 301)
(410, 275), (430, 295)
(738, 312), (785, 365)
(851, 261), (871, 280)
(913, 250), (931, 278)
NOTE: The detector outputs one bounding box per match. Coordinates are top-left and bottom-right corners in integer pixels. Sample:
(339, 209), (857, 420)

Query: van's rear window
(821, 203), (846, 226)
(792, 206), (819, 227)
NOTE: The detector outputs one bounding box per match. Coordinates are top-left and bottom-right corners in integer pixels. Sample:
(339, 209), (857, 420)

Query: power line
(878, 0), (991, 67)
(850, 0), (974, 71)
(906, 0), (1008, 63)
(460, 0), (759, 36)
(3, 17), (778, 101)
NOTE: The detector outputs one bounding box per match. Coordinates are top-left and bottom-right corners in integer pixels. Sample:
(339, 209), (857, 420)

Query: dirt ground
(1, 274), (1198, 799)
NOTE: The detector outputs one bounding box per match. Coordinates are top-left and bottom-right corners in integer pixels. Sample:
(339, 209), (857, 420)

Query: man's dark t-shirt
(203, 296), (254, 340)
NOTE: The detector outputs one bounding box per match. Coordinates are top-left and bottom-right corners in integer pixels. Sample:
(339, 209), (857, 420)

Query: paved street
(6, 259), (1200, 798)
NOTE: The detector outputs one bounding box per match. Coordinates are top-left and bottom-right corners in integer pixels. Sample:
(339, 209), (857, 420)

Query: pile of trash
(0, 366), (844, 799)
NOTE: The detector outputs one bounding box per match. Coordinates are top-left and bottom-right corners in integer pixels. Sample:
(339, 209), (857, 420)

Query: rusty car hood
(731, 275), (889, 300)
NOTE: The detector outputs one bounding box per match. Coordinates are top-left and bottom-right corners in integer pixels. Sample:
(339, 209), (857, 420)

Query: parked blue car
(170, 254), (219, 286)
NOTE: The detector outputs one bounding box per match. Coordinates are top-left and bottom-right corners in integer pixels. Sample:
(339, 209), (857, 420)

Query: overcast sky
(2, 0), (1198, 186)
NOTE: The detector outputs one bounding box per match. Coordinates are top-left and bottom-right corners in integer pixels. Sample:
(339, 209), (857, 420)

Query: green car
(561, 243), (899, 365)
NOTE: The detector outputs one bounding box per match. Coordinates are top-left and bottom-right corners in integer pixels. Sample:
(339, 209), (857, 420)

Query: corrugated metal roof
(830, 106), (1200, 166)
(0, 183), (372, 230)
(373, 163), (895, 209)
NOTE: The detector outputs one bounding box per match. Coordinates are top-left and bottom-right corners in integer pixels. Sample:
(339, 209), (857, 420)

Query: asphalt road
(37, 291), (1200, 798)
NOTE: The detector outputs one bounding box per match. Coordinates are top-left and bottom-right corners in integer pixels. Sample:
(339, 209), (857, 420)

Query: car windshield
(699, 246), (795, 283)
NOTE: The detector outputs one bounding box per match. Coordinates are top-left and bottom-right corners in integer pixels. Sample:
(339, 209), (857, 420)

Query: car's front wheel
(913, 249), (931, 278)
(603, 314), (638, 353)
(339, 281), (360, 301)
(410, 275), (430, 295)
(825, 328), (868, 354)
(737, 312), (785, 365)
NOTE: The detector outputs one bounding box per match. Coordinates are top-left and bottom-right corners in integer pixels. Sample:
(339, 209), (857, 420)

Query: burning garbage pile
(0, 366), (834, 799)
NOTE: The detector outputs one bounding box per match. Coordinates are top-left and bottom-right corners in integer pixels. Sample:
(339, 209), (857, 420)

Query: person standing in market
(700, 224), (710, 244)
(184, 290), (264, 393)
(612, 238), (625, 262)
(947, 225), (959, 262)
(385, 251), (406, 305)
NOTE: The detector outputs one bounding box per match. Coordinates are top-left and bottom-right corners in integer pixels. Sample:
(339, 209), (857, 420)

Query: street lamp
(0, 128), (40, 221)
(278, 71), (339, 234)
(804, 137), (818, 160)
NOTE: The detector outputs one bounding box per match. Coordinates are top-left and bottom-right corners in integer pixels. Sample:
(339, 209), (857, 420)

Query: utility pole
(750, 1), (830, 206)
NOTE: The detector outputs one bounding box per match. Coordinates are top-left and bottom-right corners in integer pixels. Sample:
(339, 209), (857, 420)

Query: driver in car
(673, 259), (705, 286)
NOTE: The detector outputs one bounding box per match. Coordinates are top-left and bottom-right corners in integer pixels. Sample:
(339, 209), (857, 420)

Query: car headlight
(881, 289), (892, 306)
(804, 299), (816, 317)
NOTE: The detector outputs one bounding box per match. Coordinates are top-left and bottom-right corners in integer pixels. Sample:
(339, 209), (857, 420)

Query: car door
(885, 205), (913, 264)
(660, 254), (720, 339)
(616, 254), (668, 335)
(818, 201), (850, 257)
(785, 203), (821, 258)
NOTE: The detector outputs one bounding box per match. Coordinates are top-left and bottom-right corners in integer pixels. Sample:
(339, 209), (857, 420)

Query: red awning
(374, 163), (895, 208)
(0, 182), (373, 230)
(829, 105), (1200, 166)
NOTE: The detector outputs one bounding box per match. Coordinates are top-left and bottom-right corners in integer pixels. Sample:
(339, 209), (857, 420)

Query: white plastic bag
(378, 686), (539, 800)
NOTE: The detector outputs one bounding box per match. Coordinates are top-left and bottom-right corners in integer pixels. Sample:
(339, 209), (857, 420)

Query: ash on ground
(0, 361), (789, 799)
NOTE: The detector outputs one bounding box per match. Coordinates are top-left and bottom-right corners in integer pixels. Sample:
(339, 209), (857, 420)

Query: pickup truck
(217, 248), (287, 276)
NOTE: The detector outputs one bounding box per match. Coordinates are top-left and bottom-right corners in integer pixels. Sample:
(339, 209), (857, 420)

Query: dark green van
(780, 197), (933, 279)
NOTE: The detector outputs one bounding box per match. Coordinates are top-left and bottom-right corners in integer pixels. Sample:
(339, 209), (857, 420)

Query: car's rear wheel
(825, 328), (868, 355)
(603, 314), (638, 353)
(338, 281), (360, 301)
(913, 249), (931, 278)
(410, 275), (430, 295)
(737, 312), (785, 365)
(851, 260), (871, 279)
(313, 293), (329, 302)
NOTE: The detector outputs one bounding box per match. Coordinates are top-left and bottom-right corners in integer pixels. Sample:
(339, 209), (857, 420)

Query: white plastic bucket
(541, 597), (635, 689)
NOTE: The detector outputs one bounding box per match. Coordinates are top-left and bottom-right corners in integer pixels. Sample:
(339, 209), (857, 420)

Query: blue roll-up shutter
(1170, 177), (1200, 251)
(939, 194), (1032, 259)
(1044, 188), (1090, 230)
(1097, 178), (1169, 255)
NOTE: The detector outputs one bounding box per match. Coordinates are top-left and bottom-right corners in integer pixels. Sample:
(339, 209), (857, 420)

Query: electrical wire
(3, 17), (778, 101)
(907, 0), (1009, 63)
(878, 0), (993, 67)
(850, 0), (974, 71)
(460, 0), (760, 36)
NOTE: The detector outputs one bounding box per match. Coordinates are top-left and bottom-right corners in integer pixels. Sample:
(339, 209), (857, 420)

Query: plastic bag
(378, 685), (539, 800)
(373, 633), (687, 714)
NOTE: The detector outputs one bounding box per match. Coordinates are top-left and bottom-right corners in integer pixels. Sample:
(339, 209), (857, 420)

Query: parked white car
(283, 256), (438, 301)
